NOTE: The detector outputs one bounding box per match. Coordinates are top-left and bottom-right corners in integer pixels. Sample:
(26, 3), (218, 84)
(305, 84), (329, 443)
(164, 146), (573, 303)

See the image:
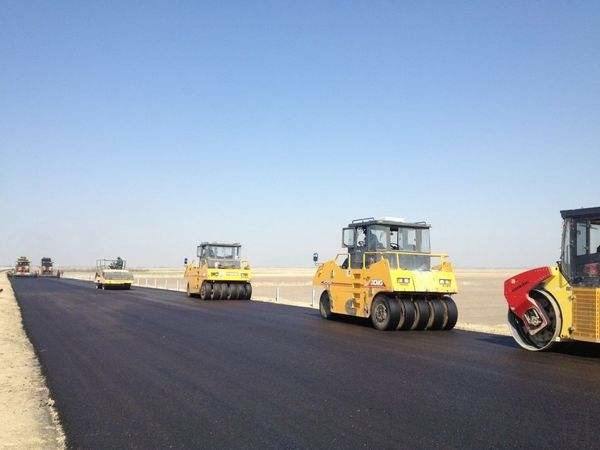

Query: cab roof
(348, 217), (430, 229)
(560, 207), (600, 219)
(199, 242), (241, 247)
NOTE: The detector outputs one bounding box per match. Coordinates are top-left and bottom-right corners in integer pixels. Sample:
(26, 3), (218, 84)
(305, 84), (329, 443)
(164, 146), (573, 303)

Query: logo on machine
(366, 279), (385, 287)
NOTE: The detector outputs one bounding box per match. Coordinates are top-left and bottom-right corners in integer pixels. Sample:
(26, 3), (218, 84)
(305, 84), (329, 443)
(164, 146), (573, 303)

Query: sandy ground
(64, 267), (516, 334)
(0, 272), (65, 448)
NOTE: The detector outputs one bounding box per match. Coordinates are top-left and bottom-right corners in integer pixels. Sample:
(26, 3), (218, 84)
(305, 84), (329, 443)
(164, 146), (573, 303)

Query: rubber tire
(442, 296), (458, 330)
(428, 299), (447, 330)
(237, 283), (246, 300)
(319, 291), (333, 319)
(411, 298), (431, 330)
(371, 295), (401, 331)
(212, 283), (222, 300)
(228, 283), (238, 300)
(222, 283), (231, 300)
(397, 298), (417, 330)
(200, 282), (211, 301)
(96, 283), (102, 289)
(243, 283), (252, 300)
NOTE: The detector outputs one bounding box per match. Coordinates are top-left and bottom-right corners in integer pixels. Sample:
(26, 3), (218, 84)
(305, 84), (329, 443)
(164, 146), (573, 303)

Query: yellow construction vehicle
(505, 207), (600, 351)
(8, 256), (37, 277)
(94, 257), (133, 290)
(184, 242), (252, 300)
(313, 217), (458, 331)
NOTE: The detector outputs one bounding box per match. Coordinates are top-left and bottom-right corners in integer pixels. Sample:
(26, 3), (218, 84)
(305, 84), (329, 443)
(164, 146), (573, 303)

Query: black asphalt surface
(11, 277), (600, 449)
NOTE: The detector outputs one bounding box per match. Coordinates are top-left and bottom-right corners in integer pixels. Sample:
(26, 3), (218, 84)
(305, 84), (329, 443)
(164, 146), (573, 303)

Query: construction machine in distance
(184, 242), (252, 300)
(40, 257), (61, 277)
(313, 217), (458, 331)
(94, 257), (134, 290)
(505, 207), (600, 351)
(9, 257), (37, 277)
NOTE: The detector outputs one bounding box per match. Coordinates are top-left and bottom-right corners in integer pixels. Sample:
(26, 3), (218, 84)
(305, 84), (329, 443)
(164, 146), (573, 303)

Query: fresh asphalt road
(11, 278), (600, 449)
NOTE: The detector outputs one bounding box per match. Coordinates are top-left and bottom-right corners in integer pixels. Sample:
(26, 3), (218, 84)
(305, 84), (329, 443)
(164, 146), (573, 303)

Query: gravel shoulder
(0, 272), (65, 448)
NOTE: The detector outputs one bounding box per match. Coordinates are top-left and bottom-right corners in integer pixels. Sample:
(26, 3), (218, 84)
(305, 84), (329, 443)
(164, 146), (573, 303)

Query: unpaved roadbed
(0, 273), (65, 448)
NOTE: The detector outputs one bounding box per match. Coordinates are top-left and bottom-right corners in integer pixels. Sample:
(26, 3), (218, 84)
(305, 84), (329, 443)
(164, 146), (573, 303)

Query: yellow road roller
(505, 207), (600, 351)
(94, 257), (133, 290)
(313, 217), (458, 331)
(184, 242), (252, 300)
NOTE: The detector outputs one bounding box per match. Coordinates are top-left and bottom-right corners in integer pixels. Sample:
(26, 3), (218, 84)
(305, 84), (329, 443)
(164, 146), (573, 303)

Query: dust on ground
(0, 272), (65, 448)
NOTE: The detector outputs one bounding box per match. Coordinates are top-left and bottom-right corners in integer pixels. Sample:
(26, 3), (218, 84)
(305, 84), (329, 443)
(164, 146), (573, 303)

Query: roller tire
(507, 289), (560, 351)
(411, 298), (431, 330)
(442, 296), (458, 330)
(212, 283), (222, 300)
(428, 299), (447, 330)
(371, 295), (401, 331)
(199, 282), (211, 300)
(222, 283), (232, 300)
(397, 298), (417, 330)
(243, 283), (252, 300)
(229, 283), (239, 300)
(319, 291), (333, 320)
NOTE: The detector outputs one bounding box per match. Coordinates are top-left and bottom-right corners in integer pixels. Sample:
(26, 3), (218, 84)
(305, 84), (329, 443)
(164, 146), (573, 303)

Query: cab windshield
(562, 218), (600, 286)
(199, 245), (240, 259)
(390, 227), (431, 253)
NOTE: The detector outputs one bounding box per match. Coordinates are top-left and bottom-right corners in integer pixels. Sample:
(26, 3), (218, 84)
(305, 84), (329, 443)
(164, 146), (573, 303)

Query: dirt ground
(0, 272), (65, 448)
(64, 267), (516, 334)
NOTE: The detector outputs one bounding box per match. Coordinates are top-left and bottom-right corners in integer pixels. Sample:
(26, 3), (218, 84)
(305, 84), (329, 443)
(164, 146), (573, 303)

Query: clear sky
(1, 1), (599, 268)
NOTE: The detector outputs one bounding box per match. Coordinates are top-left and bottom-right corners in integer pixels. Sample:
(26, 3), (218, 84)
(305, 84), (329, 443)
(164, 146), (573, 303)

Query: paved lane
(11, 277), (600, 449)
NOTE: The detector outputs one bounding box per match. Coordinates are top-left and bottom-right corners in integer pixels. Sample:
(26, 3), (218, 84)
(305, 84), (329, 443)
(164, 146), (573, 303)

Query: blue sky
(1, 1), (599, 267)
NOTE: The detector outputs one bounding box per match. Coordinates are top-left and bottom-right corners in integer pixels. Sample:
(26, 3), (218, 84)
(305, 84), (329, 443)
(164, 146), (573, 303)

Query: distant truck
(40, 257), (61, 278)
(94, 257), (134, 290)
(9, 257), (37, 277)
(184, 242), (252, 300)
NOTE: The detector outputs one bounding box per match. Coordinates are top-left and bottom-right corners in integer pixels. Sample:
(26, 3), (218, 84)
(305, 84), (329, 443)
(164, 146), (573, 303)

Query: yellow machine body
(504, 207), (600, 351)
(94, 258), (133, 290)
(184, 242), (252, 300)
(314, 252), (457, 318)
(535, 266), (600, 343)
(313, 217), (459, 331)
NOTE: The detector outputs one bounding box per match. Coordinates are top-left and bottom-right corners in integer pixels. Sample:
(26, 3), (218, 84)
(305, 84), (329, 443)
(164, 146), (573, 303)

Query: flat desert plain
(64, 268), (518, 334)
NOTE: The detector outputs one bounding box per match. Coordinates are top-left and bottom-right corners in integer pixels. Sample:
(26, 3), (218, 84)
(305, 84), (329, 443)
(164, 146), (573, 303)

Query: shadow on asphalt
(553, 342), (600, 358)
(476, 334), (517, 348)
(477, 333), (600, 359)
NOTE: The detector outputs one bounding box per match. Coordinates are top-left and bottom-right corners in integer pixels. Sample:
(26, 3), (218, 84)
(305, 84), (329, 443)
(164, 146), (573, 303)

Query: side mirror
(184, 258), (188, 265)
(313, 252), (319, 264)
